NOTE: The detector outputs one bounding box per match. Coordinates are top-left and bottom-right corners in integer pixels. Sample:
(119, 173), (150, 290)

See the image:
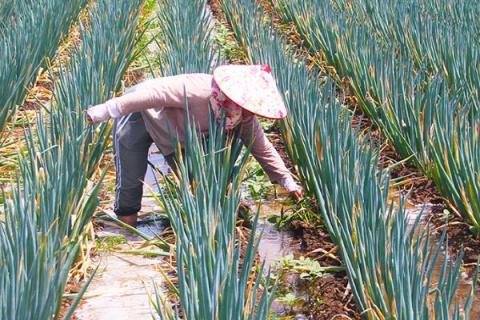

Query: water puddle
(404, 203), (480, 318)
(253, 198), (312, 317)
(258, 219), (296, 269)
(431, 259), (480, 317)
(250, 197), (298, 268)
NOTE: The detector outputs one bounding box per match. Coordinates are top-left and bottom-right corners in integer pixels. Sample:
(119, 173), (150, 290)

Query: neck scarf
(210, 78), (243, 130)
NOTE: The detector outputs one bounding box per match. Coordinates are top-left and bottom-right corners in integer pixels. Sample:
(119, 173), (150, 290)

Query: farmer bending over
(87, 64), (303, 227)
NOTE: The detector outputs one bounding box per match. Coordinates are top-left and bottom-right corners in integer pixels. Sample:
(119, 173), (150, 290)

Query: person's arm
(86, 76), (193, 123)
(238, 114), (303, 198)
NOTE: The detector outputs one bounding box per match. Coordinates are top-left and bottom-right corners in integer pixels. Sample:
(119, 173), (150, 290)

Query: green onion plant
(0, 0), (144, 319)
(0, 0), (88, 145)
(219, 0), (478, 318)
(270, 0), (480, 234)
(0, 1), (14, 25)
(153, 113), (275, 319)
(151, 0), (275, 318)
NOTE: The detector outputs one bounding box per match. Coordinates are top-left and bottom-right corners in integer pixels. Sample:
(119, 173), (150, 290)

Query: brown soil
(307, 276), (359, 320)
(288, 221), (360, 320)
(123, 68), (147, 88)
(208, 0), (221, 16)
(21, 75), (55, 111)
(290, 221), (339, 267)
(431, 212), (480, 265)
(58, 279), (83, 320)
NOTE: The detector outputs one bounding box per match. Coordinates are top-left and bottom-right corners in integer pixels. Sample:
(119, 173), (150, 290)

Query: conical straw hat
(212, 64), (287, 119)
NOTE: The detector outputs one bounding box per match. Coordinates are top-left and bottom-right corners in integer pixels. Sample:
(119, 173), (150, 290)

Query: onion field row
(150, 0), (274, 318)
(0, 1), (144, 319)
(217, 0), (477, 318)
(0, 0), (88, 145)
(270, 0), (480, 235)
(1, 0), (478, 318)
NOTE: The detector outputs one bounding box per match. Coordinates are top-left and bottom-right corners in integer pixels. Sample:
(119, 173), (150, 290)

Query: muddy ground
(288, 221), (359, 320)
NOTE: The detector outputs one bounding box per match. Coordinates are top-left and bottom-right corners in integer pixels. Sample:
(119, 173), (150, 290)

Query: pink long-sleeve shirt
(108, 73), (293, 185)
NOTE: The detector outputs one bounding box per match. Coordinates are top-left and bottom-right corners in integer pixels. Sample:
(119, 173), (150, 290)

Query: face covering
(210, 78), (243, 130)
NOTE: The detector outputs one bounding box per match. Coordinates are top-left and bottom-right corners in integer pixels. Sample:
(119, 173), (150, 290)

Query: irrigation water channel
(75, 147), (480, 319)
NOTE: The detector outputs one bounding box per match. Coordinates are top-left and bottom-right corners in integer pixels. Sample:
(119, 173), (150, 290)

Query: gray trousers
(113, 112), (176, 216)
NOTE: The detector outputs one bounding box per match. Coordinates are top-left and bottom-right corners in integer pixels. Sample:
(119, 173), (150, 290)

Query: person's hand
(280, 176), (304, 201)
(86, 111), (94, 125)
(86, 100), (120, 124)
(86, 103), (110, 124)
(290, 190), (304, 201)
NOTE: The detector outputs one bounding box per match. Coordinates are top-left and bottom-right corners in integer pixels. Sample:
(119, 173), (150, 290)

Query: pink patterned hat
(212, 64), (287, 119)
